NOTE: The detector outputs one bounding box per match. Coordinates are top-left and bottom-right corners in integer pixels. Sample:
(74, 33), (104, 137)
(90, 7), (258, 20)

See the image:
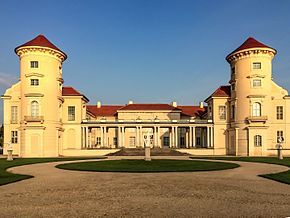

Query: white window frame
(129, 136), (135, 147)
(276, 106), (283, 120)
(254, 135), (262, 147)
(252, 79), (261, 87)
(68, 106), (75, 121)
(96, 137), (101, 145)
(30, 61), (39, 68)
(253, 62), (261, 69)
(11, 131), (18, 144)
(11, 106), (18, 123)
(30, 79), (39, 86)
(219, 106), (226, 120)
(277, 131), (284, 143)
(252, 102), (261, 117)
(31, 101), (39, 117)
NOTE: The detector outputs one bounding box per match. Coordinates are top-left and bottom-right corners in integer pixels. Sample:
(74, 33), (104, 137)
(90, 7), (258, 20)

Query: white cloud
(0, 72), (18, 88)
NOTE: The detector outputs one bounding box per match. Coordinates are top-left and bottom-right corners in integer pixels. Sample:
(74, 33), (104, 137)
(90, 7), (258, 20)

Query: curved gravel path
(0, 156), (290, 217)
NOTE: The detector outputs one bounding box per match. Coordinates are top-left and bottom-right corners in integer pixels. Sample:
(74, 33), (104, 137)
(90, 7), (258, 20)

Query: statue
(276, 136), (283, 160)
(144, 130), (151, 161)
(7, 141), (13, 161)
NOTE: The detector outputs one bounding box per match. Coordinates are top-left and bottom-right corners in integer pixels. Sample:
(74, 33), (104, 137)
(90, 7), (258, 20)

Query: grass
(190, 156), (290, 185)
(56, 159), (239, 173)
(0, 157), (105, 186)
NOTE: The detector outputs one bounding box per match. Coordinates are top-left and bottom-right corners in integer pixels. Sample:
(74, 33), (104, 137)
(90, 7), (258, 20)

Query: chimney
(97, 101), (101, 108)
(172, 101), (177, 107)
(128, 100), (133, 105)
(199, 101), (204, 109)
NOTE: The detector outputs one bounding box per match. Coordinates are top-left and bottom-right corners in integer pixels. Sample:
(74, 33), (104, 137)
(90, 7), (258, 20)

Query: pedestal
(7, 149), (13, 161)
(145, 147), (151, 161)
(278, 148), (283, 160)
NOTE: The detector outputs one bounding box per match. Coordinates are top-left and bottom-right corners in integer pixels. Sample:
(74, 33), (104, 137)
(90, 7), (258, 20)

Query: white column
(207, 126), (210, 148)
(189, 127), (192, 148)
(192, 127), (196, 148)
(157, 127), (160, 148)
(210, 126), (214, 148)
(81, 127), (84, 148)
(136, 126), (139, 148)
(118, 126), (121, 148)
(185, 128), (189, 148)
(104, 127), (107, 147)
(88, 128), (91, 148)
(122, 127), (125, 148)
(100, 127), (104, 147)
(85, 127), (89, 148)
(170, 127), (173, 148)
(175, 127), (178, 148)
(140, 126), (143, 147)
(154, 127), (157, 147)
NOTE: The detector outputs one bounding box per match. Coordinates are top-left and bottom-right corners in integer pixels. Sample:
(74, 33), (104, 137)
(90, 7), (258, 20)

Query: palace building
(2, 35), (290, 157)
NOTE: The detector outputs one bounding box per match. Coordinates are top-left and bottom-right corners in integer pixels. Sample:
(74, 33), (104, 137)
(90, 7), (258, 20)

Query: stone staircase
(107, 148), (189, 156)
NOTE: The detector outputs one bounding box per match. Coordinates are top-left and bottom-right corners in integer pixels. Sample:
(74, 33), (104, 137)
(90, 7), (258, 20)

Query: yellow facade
(2, 35), (290, 157)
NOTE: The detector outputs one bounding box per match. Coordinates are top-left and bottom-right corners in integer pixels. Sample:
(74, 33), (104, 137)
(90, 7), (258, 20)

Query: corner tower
(15, 35), (67, 157)
(226, 37), (283, 156)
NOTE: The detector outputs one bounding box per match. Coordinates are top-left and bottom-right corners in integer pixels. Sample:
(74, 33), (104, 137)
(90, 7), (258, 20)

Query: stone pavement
(0, 156), (290, 217)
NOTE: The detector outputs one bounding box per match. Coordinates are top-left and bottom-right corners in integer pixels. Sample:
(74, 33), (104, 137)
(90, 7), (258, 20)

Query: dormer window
(253, 62), (261, 69)
(31, 79), (39, 86)
(31, 61), (39, 68)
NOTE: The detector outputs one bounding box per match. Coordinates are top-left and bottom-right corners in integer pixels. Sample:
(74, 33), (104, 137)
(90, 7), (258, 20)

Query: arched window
(254, 135), (262, 147)
(252, 102), (261, 117)
(31, 101), (39, 117)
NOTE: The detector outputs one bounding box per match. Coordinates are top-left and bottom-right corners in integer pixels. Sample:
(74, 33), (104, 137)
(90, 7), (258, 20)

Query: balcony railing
(246, 116), (268, 123)
(24, 116), (44, 122)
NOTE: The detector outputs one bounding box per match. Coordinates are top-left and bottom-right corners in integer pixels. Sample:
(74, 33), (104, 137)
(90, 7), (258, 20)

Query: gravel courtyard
(0, 156), (290, 217)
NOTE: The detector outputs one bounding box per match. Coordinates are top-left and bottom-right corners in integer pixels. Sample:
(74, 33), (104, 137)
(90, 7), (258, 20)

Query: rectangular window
(253, 79), (261, 87)
(231, 105), (235, 119)
(254, 135), (262, 147)
(113, 137), (117, 146)
(30, 79), (39, 86)
(96, 137), (101, 145)
(11, 106), (18, 123)
(30, 61), (39, 68)
(180, 137), (185, 146)
(11, 131), (18, 144)
(129, 136), (135, 147)
(219, 106), (226, 120)
(253, 62), (261, 69)
(277, 131), (284, 143)
(163, 137), (169, 147)
(68, 106), (75, 121)
(276, 106), (283, 120)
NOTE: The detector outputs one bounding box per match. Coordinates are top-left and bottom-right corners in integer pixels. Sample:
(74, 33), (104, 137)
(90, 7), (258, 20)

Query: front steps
(107, 148), (189, 156)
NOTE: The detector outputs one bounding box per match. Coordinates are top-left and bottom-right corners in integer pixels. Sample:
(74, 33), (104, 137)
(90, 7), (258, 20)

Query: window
(254, 135), (262, 147)
(163, 137), (169, 147)
(11, 106), (17, 123)
(277, 131), (284, 143)
(252, 102), (261, 117)
(113, 137), (117, 146)
(68, 106), (75, 121)
(219, 106), (226, 120)
(30, 79), (39, 86)
(231, 105), (235, 119)
(180, 137), (185, 146)
(31, 101), (39, 117)
(129, 136), (135, 147)
(96, 137), (101, 145)
(30, 61), (39, 68)
(208, 106), (212, 119)
(253, 62), (261, 69)
(231, 66), (235, 74)
(253, 79), (261, 87)
(276, 106), (283, 120)
(11, 131), (18, 144)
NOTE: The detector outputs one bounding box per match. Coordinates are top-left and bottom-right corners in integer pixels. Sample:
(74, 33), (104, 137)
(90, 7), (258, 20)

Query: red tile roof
(226, 37), (276, 60)
(118, 104), (181, 111)
(87, 105), (123, 117)
(62, 86), (89, 102)
(15, 35), (67, 60)
(178, 106), (207, 117)
(205, 85), (231, 102)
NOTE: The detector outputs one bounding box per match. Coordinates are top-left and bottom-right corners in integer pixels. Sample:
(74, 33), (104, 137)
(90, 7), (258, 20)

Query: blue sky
(1, 0), (290, 123)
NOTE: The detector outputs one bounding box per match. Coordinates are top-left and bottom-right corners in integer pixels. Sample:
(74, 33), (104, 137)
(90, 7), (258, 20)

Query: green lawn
(0, 157), (105, 186)
(56, 159), (239, 173)
(190, 156), (290, 185)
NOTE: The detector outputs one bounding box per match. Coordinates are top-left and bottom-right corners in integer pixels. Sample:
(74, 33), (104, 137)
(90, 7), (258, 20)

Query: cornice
(226, 48), (276, 63)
